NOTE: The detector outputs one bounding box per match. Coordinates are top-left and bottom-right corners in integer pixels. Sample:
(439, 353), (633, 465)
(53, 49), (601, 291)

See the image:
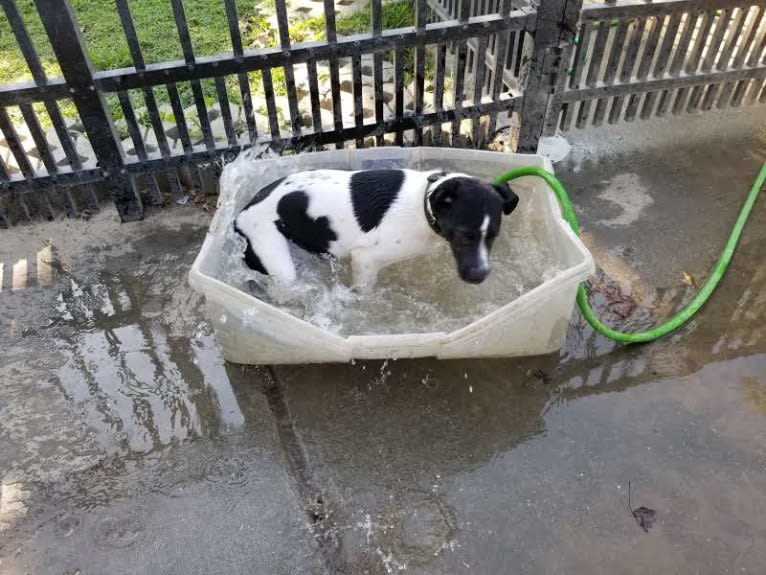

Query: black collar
(424, 171), (446, 237)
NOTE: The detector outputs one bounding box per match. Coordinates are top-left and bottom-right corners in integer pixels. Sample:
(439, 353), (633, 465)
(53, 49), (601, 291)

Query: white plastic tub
(189, 147), (595, 365)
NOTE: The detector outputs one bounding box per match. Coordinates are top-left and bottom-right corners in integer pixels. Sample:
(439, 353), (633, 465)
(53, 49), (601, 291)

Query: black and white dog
(234, 169), (519, 291)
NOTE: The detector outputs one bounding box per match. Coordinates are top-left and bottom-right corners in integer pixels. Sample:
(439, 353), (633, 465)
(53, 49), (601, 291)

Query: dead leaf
(632, 506), (656, 533)
(681, 271), (696, 288)
(531, 369), (552, 385)
(628, 482), (657, 533)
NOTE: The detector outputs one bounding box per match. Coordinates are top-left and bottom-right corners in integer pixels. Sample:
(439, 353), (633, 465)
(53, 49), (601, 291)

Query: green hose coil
(493, 163), (766, 344)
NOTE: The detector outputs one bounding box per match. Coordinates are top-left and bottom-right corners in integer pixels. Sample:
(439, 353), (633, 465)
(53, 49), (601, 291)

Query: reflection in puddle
(42, 237), (246, 458)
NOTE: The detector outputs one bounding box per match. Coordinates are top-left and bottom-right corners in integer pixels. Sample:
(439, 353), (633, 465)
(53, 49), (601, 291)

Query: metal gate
(0, 0), (539, 227)
(549, 0), (766, 132)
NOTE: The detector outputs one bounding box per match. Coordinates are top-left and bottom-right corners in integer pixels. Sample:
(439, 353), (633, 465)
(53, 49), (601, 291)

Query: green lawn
(0, 0), (415, 130)
(0, 0), (266, 83)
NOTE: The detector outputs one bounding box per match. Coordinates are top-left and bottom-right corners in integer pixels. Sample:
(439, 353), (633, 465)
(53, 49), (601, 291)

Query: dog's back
(234, 169), (434, 283)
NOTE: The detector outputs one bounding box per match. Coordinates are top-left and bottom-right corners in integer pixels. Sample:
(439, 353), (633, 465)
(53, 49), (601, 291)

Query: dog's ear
(493, 183), (519, 215)
(431, 185), (454, 210)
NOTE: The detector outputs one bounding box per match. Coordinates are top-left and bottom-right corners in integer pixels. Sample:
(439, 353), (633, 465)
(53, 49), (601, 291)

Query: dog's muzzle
(459, 265), (490, 284)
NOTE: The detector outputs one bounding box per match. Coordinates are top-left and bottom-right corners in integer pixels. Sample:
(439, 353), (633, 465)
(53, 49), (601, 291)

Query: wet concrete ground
(1, 107), (766, 574)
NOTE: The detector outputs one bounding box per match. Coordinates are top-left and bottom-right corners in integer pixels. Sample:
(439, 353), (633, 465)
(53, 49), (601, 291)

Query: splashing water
(207, 150), (567, 336)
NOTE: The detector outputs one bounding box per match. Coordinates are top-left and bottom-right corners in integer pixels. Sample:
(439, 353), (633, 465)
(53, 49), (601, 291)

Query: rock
(0, 144), (20, 175)
(209, 118), (231, 143)
(64, 117), (84, 134)
(319, 108), (338, 131)
(75, 135), (96, 167)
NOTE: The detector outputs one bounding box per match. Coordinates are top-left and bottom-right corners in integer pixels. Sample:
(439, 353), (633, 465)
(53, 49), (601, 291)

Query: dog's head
(426, 173), (519, 284)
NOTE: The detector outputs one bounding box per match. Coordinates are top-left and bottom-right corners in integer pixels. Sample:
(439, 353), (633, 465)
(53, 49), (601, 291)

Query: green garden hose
(493, 163), (766, 344)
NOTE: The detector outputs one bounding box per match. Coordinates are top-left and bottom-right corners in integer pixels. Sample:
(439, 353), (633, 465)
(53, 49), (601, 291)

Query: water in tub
(210, 149), (567, 336)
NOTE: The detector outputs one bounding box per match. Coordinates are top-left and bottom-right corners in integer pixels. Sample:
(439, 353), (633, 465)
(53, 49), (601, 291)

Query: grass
(335, 0), (415, 35)
(0, 0), (421, 129)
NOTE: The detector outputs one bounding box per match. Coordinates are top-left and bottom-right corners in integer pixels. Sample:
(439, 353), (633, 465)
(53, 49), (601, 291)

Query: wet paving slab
(0, 214), (329, 574)
(1, 107), (766, 574)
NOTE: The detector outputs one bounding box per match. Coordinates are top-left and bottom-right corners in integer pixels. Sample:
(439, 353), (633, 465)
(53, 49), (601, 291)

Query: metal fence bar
(414, 0), (428, 145)
(275, 0), (302, 137)
(22, 102), (78, 215)
(371, 0), (385, 146)
(214, 77), (237, 147)
(165, 81), (201, 195)
(687, 9), (730, 112)
(351, 53), (364, 147)
(571, 20), (593, 129)
(569, 19), (591, 90)
(394, 48), (405, 146)
(730, 11), (766, 109)
(641, 12), (681, 118)
(657, 12), (696, 116)
(261, 70), (282, 139)
(451, 0), (472, 141)
(114, 0), (164, 202)
(93, 13), (532, 93)
(45, 101), (81, 173)
(561, 65), (766, 101)
(18, 103), (55, 175)
(166, 83), (193, 153)
(307, 60), (323, 137)
(518, 0), (582, 150)
(626, 15), (663, 120)
(747, 11), (766, 68)
(170, 0), (215, 151)
(716, 8), (747, 72)
(223, 0), (257, 142)
(32, 0), (141, 221)
(471, 35), (489, 143)
(581, 0), (755, 21)
(0, 155), (9, 181)
(675, 11), (713, 114)
(486, 0), (513, 137)
(609, 18), (647, 124)
(0, 107), (35, 178)
(5, 97), (524, 190)
(116, 0), (171, 158)
(592, 21), (628, 126)
(118, 91), (148, 160)
(432, 42), (447, 144)
(323, 0), (344, 148)
(733, 7), (765, 68)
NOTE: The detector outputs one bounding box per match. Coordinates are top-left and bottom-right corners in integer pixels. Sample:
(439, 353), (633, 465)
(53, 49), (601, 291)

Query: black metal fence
(553, 0), (766, 132)
(1, 0), (764, 228)
(1, 0), (555, 227)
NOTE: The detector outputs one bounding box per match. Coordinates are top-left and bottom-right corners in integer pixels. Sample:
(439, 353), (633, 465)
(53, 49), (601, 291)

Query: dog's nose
(460, 266), (490, 284)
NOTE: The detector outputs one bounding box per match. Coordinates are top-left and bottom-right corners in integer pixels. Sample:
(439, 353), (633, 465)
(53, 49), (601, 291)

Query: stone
(209, 118), (230, 143)
(0, 144), (20, 176)
(319, 108), (338, 131)
(74, 135), (96, 168)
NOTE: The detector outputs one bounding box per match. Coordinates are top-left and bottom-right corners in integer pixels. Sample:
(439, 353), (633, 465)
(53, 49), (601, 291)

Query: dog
(233, 168), (519, 291)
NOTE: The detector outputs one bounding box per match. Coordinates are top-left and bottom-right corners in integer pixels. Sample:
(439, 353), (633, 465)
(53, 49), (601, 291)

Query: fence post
(33, 0), (143, 221)
(517, 0), (582, 153)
